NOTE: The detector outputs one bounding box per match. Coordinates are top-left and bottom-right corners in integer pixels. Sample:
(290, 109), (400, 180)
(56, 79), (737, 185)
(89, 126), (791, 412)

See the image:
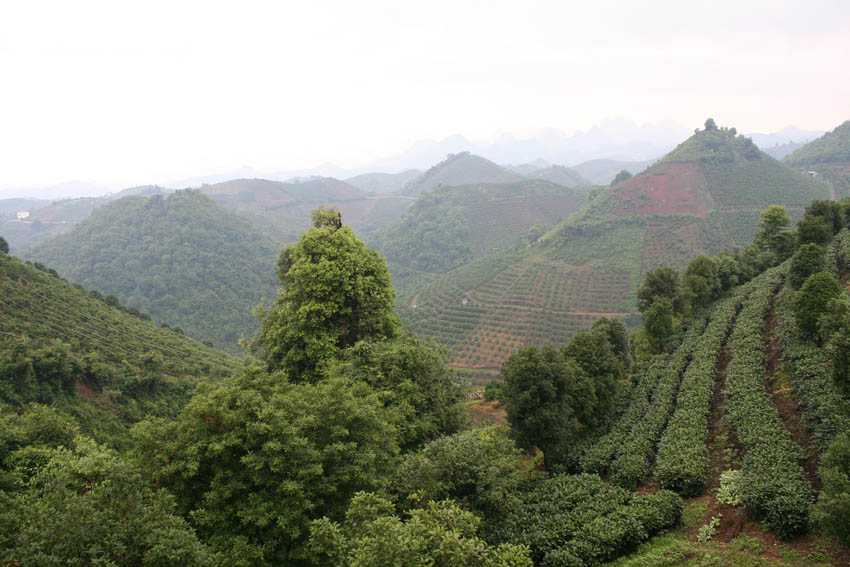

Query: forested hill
(400, 152), (526, 196)
(784, 119), (850, 199)
(23, 190), (280, 354)
(400, 120), (831, 376)
(0, 186), (172, 253)
(0, 251), (239, 445)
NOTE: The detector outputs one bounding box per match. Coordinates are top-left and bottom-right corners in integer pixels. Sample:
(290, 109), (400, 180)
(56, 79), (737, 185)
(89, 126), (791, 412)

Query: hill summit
(401, 152), (525, 196)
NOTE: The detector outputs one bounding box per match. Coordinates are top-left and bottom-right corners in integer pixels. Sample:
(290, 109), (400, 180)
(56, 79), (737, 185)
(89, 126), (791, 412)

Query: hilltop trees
(253, 207), (399, 381)
(0, 237), (7, 255)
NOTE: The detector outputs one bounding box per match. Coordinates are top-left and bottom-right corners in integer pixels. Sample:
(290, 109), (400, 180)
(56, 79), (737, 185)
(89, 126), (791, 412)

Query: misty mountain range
(1, 119), (825, 200)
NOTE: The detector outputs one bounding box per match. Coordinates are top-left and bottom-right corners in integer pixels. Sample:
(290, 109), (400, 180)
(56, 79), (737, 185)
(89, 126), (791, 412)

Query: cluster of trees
(500, 317), (630, 470)
(664, 118), (760, 164)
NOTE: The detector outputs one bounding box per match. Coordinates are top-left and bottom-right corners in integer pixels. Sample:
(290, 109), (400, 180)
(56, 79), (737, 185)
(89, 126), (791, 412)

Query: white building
(16, 211), (30, 220)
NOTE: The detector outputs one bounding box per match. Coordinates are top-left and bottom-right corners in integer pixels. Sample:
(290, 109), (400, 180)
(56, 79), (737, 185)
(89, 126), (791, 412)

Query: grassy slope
(23, 190), (280, 354)
(403, 126), (831, 375)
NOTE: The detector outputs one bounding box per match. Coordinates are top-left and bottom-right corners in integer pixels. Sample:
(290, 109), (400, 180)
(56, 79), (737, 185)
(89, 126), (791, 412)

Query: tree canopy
(253, 207), (399, 381)
(131, 366), (400, 566)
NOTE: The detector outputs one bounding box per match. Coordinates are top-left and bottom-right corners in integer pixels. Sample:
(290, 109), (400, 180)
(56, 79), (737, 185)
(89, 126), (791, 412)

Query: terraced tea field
(405, 255), (632, 371)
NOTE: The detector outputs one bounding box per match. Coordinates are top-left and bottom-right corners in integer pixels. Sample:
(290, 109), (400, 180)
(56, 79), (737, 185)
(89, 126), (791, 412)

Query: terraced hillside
(0, 251), (239, 444)
(400, 152), (525, 196)
(577, 255), (850, 558)
(402, 122), (831, 375)
(785, 119), (850, 199)
(23, 190), (280, 354)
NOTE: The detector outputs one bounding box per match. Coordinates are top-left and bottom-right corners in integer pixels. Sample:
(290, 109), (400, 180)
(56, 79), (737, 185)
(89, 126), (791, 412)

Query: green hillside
(785, 119), (850, 198)
(345, 169), (422, 194)
(373, 180), (588, 295)
(0, 187), (173, 253)
(23, 190), (280, 354)
(526, 165), (591, 187)
(199, 177), (413, 243)
(401, 121), (831, 375)
(0, 251), (238, 445)
(401, 152), (526, 196)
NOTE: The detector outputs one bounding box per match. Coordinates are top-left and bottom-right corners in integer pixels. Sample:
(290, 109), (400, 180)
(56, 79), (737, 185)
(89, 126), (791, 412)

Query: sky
(1, 0), (849, 193)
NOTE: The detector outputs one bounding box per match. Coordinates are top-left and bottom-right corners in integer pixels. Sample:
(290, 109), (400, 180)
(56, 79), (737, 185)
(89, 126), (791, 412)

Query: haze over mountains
(0, 119), (824, 200)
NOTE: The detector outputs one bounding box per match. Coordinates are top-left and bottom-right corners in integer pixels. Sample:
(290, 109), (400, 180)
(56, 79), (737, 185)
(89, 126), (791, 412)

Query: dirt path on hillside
(763, 294), (821, 492)
(701, 313), (747, 543)
(684, 293), (850, 564)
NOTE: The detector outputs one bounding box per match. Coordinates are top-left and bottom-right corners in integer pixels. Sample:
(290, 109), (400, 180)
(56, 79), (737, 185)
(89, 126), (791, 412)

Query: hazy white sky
(1, 0), (849, 189)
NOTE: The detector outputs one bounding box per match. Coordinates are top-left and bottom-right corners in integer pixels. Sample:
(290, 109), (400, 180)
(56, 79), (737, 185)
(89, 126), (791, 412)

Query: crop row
(606, 318), (708, 489)
(775, 281), (850, 452)
(580, 356), (668, 475)
(723, 265), (811, 539)
(652, 276), (759, 496)
(501, 473), (682, 567)
(703, 161), (829, 208)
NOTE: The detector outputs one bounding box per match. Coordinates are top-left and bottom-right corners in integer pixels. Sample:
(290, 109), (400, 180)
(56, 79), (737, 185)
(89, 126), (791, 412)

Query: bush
(814, 433), (850, 546)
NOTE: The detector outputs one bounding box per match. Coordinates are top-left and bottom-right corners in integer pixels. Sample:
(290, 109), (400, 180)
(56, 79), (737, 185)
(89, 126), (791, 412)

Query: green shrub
(814, 433), (850, 546)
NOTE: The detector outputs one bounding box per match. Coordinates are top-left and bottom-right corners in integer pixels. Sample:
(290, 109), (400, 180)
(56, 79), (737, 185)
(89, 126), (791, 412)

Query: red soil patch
(608, 162), (713, 218)
(75, 379), (119, 415)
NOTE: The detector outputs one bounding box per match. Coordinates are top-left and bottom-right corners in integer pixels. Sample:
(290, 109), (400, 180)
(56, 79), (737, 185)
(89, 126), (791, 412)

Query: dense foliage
(330, 334), (468, 450)
(501, 321), (625, 470)
(310, 493), (533, 567)
(23, 190), (280, 353)
(492, 473), (682, 566)
(132, 367), (400, 566)
(0, 253), (238, 446)
(375, 180), (586, 274)
(1, 437), (213, 566)
(662, 121), (760, 164)
(252, 208), (399, 380)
